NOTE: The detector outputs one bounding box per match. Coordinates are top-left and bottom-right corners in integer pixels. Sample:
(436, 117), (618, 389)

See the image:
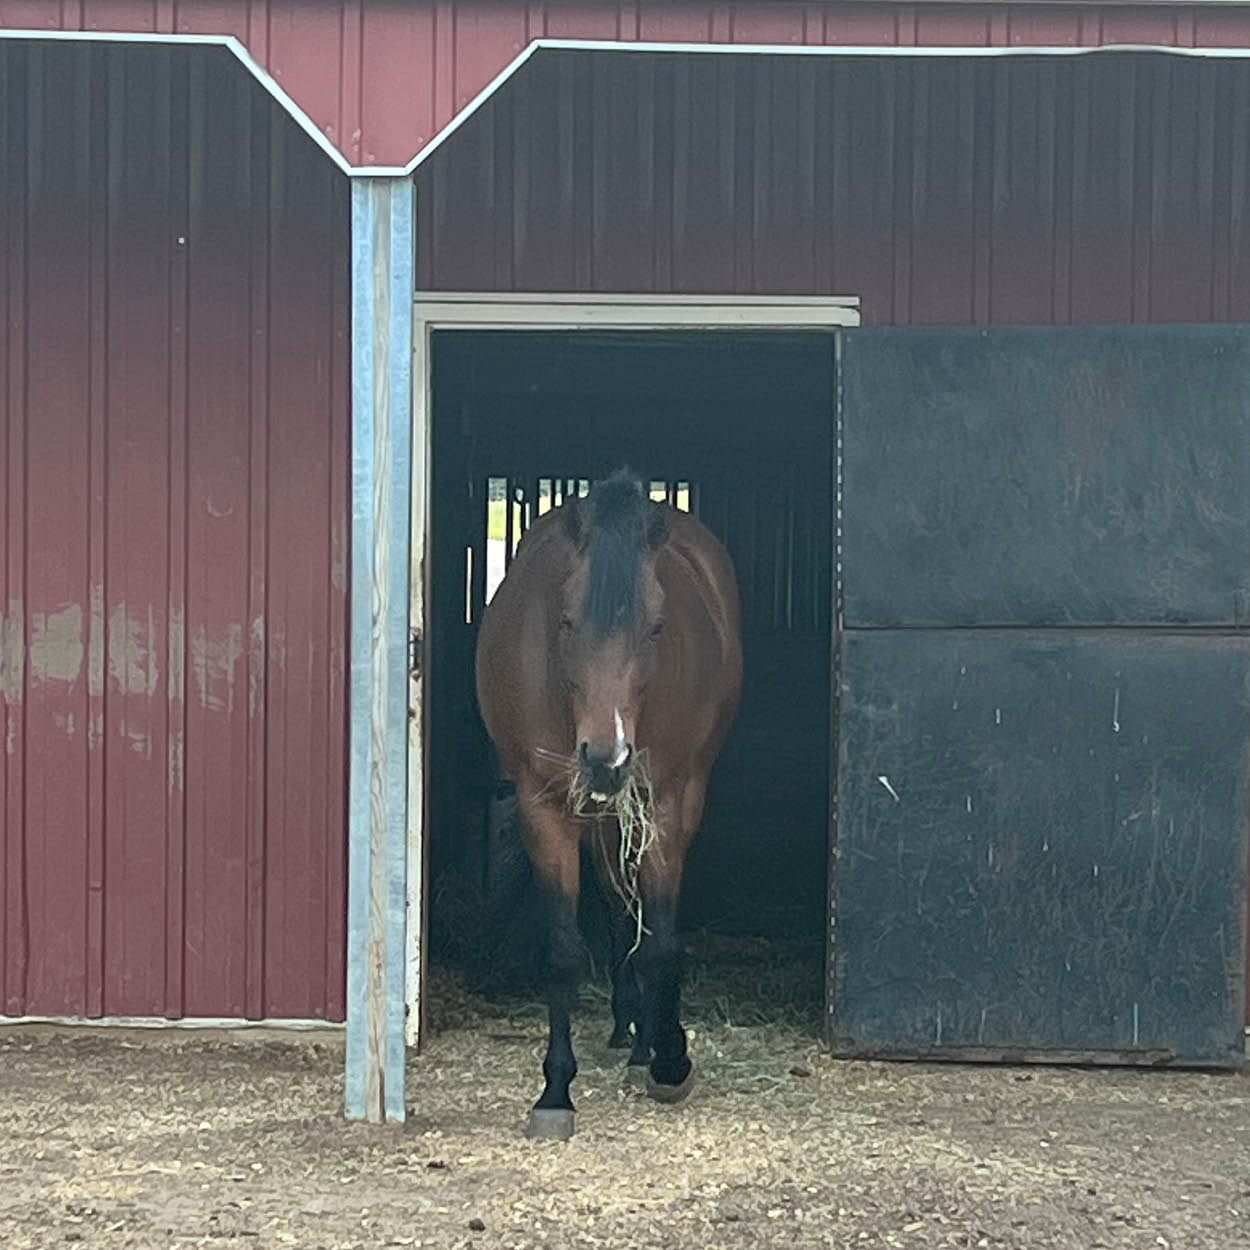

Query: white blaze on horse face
(612, 707), (628, 768)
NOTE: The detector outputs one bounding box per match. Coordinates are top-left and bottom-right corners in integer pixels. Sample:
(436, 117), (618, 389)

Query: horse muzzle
(578, 740), (634, 800)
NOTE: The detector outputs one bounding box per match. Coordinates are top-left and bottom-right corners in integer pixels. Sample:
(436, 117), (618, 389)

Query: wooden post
(346, 176), (414, 1123)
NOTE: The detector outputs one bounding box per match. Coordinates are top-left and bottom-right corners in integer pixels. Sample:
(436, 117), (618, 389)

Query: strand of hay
(569, 752), (661, 956)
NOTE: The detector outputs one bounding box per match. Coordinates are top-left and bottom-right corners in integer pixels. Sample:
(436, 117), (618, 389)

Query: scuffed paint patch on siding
(168, 607), (186, 706)
(1, 601), (25, 703)
(268, 621), (287, 674)
(167, 610), (186, 793)
(168, 728), (185, 793)
(87, 584), (106, 698)
(108, 603), (161, 697)
(28, 603), (84, 685)
(191, 623), (245, 713)
(331, 514), (348, 593)
(248, 615), (266, 720)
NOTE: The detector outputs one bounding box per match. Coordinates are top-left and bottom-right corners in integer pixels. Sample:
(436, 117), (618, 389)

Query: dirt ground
(3, 941), (1250, 1250)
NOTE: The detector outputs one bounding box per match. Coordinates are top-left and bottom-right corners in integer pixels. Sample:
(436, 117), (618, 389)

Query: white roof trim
(4, 28), (1250, 177)
(0, 28), (372, 175)
(394, 37), (1250, 176)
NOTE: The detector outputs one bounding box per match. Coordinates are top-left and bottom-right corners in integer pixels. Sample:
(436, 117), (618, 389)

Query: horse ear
(646, 502), (671, 550)
(562, 496), (585, 545)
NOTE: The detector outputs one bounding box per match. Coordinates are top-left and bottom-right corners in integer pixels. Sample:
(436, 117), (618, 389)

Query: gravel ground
(2, 945), (1249, 1250)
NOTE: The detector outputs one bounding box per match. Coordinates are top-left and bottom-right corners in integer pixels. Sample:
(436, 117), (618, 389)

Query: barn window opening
(428, 328), (833, 1034)
(475, 474), (695, 613)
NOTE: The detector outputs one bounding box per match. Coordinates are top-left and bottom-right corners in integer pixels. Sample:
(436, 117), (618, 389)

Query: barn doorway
(413, 296), (858, 1045)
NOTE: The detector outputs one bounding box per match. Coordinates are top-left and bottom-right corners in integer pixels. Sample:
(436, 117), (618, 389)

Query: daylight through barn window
(475, 476), (694, 615)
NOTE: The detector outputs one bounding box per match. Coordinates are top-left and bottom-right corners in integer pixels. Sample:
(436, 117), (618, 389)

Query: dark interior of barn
(426, 328), (834, 1023)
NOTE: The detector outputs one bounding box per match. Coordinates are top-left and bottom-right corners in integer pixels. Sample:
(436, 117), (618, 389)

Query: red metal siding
(416, 49), (1250, 327)
(0, 40), (350, 1020)
(4, 2), (1250, 166)
(414, 46), (1250, 1027)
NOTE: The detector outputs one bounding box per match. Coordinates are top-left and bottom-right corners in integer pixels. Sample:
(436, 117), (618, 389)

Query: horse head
(558, 470), (670, 801)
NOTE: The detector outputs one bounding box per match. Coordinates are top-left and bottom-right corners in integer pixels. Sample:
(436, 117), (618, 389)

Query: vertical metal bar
(827, 327), (845, 1047)
(347, 176), (413, 1124)
(471, 477), (487, 621)
(406, 216), (429, 1055)
(503, 475), (516, 568)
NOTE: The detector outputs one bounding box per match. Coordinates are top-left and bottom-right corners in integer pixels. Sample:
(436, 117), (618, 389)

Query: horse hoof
(646, 1064), (696, 1105)
(526, 1108), (575, 1140)
(624, 1064), (650, 1090)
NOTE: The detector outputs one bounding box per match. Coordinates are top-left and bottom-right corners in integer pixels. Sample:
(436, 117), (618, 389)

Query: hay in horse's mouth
(569, 755), (660, 957)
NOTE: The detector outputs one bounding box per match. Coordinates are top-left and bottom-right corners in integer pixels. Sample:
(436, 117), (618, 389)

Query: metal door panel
(833, 630), (1248, 1067)
(841, 326), (1250, 628)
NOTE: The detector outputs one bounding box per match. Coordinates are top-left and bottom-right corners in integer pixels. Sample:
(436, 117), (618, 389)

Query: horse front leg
(637, 871), (694, 1101)
(520, 796), (584, 1140)
(607, 906), (650, 1076)
(637, 784), (705, 1103)
(636, 884), (692, 1100)
(589, 825), (649, 1067)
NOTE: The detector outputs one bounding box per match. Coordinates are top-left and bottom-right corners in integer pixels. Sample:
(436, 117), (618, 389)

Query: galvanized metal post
(346, 176), (415, 1123)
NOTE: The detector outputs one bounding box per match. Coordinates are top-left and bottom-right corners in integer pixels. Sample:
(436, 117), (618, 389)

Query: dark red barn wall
(0, 41), (350, 1021)
(7, 28), (1250, 1025)
(6, 2), (1250, 167)
(417, 49), (1250, 326)
(415, 46), (1250, 1026)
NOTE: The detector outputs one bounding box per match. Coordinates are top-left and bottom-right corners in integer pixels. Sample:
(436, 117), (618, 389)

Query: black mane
(585, 470), (649, 635)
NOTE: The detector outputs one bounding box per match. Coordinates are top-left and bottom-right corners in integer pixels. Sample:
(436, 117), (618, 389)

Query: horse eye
(559, 615), (574, 634)
(649, 620), (665, 639)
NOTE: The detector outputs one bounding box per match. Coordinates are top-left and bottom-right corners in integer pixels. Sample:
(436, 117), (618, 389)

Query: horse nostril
(578, 742), (592, 769)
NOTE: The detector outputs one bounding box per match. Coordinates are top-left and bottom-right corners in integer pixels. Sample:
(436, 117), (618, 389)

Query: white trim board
(414, 293), (861, 330)
(6, 29), (1250, 177)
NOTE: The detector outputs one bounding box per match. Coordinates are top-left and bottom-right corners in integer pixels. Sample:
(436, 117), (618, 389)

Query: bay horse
(475, 470), (743, 1139)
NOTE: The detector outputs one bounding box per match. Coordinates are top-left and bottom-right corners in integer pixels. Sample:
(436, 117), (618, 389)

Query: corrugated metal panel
(0, 40), (350, 1020)
(4, 1), (1250, 166)
(415, 45), (1250, 1027)
(416, 48), (1250, 326)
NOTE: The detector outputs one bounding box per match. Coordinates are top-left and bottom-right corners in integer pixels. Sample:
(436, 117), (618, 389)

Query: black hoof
(607, 1026), (633, 1050)
(646, 1060), (695, 1105)
(526, 1108), (575, 1140)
